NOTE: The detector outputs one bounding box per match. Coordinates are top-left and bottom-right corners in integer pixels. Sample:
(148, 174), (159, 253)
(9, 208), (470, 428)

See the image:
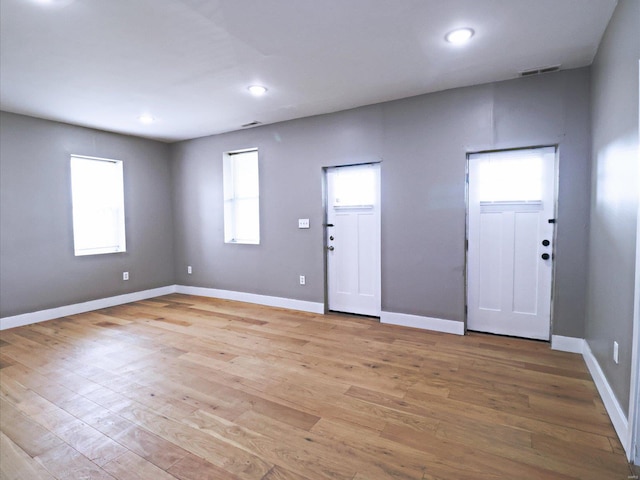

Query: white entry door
(467, 147), (556, 340)
(326, 164), (381, 316)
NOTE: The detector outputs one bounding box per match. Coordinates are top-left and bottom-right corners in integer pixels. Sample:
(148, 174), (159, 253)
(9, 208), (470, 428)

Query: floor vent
(519, 65), (561, 77)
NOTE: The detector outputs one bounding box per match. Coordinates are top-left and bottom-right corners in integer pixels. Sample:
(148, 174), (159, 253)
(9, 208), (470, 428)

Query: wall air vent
(519, 65), (561, 77)
(241, 121), (262, 128)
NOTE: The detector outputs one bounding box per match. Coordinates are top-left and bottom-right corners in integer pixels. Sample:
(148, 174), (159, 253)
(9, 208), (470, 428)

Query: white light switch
(298, 218), (310, 229)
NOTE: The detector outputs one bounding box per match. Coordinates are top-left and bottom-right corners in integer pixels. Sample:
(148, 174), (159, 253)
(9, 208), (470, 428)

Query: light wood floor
(0, 294), (633, 480)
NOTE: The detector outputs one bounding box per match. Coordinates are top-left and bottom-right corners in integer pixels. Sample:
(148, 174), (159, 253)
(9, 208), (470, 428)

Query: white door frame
(465, 145), (558, 339)
(323, 162), (381, 315)
(629, 63), (640, 465)
(630, 196), (640, 463)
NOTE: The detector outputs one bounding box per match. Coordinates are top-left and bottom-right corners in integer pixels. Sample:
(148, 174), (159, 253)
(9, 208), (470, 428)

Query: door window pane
(333, 165), (376, 207)
(477, 150), (544, 202)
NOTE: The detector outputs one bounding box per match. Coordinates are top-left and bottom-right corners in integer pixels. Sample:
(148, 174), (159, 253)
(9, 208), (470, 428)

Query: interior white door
(467, 147), (556, 340)
(326, 164), (381, 316)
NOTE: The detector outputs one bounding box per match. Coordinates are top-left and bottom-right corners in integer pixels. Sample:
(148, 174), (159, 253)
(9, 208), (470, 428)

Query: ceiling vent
(241, 121), (262, 128)
(519, 65), (561, 77)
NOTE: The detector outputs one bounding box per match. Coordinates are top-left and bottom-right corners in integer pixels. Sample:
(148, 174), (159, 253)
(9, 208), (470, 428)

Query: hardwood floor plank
(405, 384), (618, 453)
(112, 424), (190, 470)
(311, 417), (511, 480)
(0, 432), (56, 480)
(0, 369), (39, 408)
(185, 408), (355, 480)
(102, 450), (179, 480)
(530, 432), (632, 477)
(0, 398), (64, 457)
(34, 443), (117, 480)
(41, 414), (127, 467)
(260, 464), (314, 480)
(167, 452), (244, 480)
(0, 352), (15, 369)
(115, 402), (273, 480)
(0, 294), (632, 479)
(16, 394), (127, 467)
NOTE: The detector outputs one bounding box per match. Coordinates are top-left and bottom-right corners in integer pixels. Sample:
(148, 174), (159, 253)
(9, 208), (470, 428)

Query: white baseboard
(551, 335), (585, 354)
(548, 336), (632, 458)
(175, 285), (325, 314)
(0, 285), (177, 330)
(380, 311), (464, 335)
(583, 341), (629, 454)
(0, 286), (324, 331)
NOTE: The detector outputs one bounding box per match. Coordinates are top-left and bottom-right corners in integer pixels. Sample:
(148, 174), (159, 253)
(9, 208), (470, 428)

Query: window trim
(70, 154), (127, 256)
(223, 148), (260, 245)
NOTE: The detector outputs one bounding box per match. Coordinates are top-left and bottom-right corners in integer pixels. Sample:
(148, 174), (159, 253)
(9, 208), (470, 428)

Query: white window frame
(223, 148), (260, 244)
(70, 154), (126, 256)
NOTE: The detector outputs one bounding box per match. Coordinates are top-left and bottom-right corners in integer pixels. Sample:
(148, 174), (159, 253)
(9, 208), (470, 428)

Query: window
(70, 155), (126, 256)
(476, 149), (545, 202)
(332, 164), (376, 208)
(223, 149), (260, 244)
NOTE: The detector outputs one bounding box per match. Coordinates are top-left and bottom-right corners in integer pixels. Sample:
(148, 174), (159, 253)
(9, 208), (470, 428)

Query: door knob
(542, 239), (550, 246)
(327, 246), (334, 251)
(541, 253), (550, 260)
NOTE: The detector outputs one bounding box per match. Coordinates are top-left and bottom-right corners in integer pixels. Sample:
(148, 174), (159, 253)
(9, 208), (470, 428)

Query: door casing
(323, 162), (381, 316)
(465, 145), (559, 340)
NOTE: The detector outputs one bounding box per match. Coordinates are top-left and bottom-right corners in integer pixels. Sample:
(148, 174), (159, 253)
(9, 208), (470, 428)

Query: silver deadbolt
(329, 235), (334, 241)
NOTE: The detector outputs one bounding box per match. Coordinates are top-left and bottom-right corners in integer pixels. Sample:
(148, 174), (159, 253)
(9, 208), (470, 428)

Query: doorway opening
(466, 146), (558, 340)
(324, 163), (381, 317)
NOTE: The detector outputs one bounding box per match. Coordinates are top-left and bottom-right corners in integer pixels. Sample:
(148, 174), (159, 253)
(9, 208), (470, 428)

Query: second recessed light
(445, 28), (475, 45)
(138, 114), (155, 124)
(248, 85), (268, 96)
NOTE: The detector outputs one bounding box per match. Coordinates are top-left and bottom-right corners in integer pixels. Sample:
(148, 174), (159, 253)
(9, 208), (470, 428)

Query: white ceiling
(0, 0), (617, 143)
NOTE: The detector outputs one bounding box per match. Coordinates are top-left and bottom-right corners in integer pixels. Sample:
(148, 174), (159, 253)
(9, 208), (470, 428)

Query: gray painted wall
(0, 112), (175, 317)
(586, 0), (640, 415)
(172, 68), (592, 338)
(0, 69), (594, 342)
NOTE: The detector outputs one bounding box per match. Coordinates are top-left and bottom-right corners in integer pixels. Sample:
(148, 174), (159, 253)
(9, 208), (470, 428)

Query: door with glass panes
(467, 147), (556, 340)
(325, 164), (381, 317)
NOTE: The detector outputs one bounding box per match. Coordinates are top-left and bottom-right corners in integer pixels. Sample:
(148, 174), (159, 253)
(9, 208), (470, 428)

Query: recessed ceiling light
(138, 114), (155, 124)
(445, 28), (475, 45)
(248, 85), (268, 96)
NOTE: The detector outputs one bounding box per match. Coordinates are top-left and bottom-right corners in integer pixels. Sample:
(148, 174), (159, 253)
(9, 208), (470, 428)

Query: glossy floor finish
(0, 294), (633, 479)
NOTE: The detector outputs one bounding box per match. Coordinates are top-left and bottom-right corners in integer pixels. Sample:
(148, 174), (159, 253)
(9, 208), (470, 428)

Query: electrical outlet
(123, 271), (129, 281)
(299, 275), (306, 285)
(298, 218), (310, 229)
(187, 265), (192, 274)
(613, 341), (619, 364)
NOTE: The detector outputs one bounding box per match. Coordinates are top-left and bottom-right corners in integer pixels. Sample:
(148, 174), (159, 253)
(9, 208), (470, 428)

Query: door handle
(327, 246), (334, 251)
(541, 253), (550, 260)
